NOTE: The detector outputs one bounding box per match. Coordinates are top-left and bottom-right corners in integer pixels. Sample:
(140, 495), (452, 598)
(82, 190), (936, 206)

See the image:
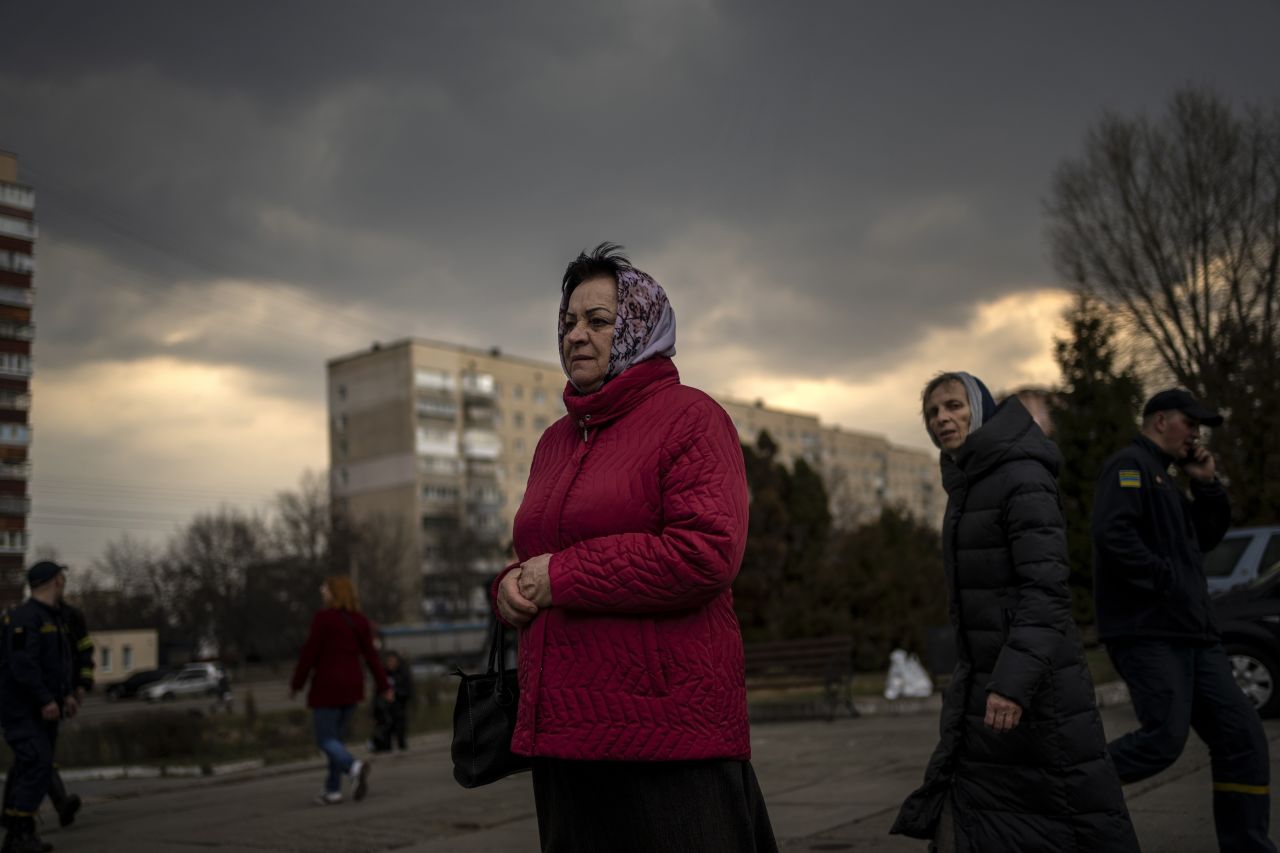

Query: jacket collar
(562, 357), (680, 430)
(1133, 433), (1175, 468)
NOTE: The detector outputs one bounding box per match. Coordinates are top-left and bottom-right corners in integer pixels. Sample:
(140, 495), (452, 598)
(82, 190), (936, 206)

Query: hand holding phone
(1181, 444), (1217, 483)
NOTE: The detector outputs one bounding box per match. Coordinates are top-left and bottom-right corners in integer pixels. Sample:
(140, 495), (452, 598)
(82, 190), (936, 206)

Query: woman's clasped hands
(496, 553), (553, 627)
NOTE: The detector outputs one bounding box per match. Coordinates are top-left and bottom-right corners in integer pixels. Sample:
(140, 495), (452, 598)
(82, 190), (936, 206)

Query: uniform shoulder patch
(1118, 469), (1142, 489)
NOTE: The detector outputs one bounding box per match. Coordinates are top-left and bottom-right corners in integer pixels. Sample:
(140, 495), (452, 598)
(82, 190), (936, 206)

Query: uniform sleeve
(1189, 477), (1231, 551)
(548, 401), (749, 614)
(986, 464), (1073, 708)
(7, 611), (54, 707)
(289, 612), (323, 693)
(1091, 454), (1171, 593)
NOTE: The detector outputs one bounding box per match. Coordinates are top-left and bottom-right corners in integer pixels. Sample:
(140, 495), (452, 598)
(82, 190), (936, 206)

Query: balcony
(461, 373), (496, 399)
(419, 454), (462, 477)
(0, 251), (34, 275)
(0, 531), (26, 554)
(414, 368), (455, 393)
(0, 495), (30, 516)
(0, 393), (30, 412)
(0, 287), (33, 309)
(0, 461), (29, 480)
(462, 429), (501, 459)
(415, 428), (458, 457)
(0, 424), (29, 446)
(416, 397), (458, 421)
(0, 323), (33, 341)
(0, 215), (35, 240)
(0, 185), (34, 212)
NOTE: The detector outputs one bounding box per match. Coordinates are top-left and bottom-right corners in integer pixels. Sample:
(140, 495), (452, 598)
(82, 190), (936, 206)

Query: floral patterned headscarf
(558, 265), (677, 391)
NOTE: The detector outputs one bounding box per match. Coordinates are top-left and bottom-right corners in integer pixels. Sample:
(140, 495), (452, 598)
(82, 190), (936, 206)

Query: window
(533, 389), (547, 405)
(122, 646), (133, 672)
(513, 438), (524, 453)
(100, 647), (112, 673)
(532, 416), (548, 432)
(0, 214), (36, 239)
(336, 384), (346, 401)
(512, 385), (524, 400)
(513, 412), (524, 428)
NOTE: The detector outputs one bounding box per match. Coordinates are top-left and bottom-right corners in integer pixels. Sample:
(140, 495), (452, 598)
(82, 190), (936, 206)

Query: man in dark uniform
(48, 601), (91, 826)
(1, 561), (77, 853)
(1093, 389), (1276, 852)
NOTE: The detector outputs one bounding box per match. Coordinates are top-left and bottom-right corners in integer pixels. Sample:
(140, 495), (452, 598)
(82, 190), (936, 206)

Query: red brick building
(0, 152), (34, 605)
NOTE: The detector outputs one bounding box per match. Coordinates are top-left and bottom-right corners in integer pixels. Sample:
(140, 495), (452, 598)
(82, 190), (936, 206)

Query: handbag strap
(487, 617), (507, 675)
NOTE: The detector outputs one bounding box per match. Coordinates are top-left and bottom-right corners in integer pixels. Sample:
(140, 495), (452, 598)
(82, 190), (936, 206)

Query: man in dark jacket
(1, 561), (77, 853)
(1094, 389), (1275, 853)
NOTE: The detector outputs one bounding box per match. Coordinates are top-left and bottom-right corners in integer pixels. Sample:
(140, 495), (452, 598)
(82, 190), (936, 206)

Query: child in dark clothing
(371, 651), (412, 752)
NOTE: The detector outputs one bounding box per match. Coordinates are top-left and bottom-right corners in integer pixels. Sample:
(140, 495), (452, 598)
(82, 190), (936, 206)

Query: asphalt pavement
(29, 701), (1278, 852)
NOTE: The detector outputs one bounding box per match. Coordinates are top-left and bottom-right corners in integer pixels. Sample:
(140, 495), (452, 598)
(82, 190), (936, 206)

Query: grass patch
(57, 677), (455, 769)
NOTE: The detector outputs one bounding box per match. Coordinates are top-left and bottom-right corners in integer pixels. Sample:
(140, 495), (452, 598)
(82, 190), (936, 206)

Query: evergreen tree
(1052, 294), (1144, 627)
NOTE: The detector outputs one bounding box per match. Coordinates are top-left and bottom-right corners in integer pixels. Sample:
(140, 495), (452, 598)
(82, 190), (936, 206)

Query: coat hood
(940, 396), (1060, 494)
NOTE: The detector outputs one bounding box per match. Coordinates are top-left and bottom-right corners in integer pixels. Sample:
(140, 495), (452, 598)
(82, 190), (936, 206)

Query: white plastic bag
(884, 648), (934, 699)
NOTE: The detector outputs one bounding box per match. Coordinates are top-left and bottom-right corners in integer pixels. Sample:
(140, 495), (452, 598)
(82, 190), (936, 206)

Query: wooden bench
(743, 636), (858, 722)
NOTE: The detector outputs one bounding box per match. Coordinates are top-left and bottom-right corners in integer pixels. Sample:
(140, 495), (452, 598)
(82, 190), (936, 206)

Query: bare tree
(1047, 89), (1280, 522)
(332, 511), (416, 625)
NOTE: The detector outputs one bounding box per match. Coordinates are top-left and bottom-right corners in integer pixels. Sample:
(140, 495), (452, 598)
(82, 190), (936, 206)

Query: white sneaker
(314, 791), (342, 805)
(349, 759), (371, 801)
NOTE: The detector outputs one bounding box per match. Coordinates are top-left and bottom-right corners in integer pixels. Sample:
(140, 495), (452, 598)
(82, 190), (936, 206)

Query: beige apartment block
(94, 629), (159, 686)
(329, 339), (568, 620)
(719, 397), (944, 529)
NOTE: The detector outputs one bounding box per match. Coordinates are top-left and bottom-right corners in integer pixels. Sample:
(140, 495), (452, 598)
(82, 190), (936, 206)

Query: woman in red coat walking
(290, 575), (390, 805)
(494, 243), (776, 853)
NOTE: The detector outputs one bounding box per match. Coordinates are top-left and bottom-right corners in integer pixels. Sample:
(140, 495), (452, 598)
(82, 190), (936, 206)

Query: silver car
(140, 663), (224, 702)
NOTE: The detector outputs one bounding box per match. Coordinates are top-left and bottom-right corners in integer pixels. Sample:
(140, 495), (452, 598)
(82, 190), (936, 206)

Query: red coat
(495, 357), (751, 761)
(290, 608), (389, 708)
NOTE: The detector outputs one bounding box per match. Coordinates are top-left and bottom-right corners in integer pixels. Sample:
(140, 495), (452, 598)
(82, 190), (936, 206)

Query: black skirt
(532, 757), (778, 853)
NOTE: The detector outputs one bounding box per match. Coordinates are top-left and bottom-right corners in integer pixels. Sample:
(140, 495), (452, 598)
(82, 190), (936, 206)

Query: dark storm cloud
(4, 1), (1280, 384)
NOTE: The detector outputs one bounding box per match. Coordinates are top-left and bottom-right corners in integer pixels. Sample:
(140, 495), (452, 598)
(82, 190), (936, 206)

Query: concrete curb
(58, 758), (266, 782)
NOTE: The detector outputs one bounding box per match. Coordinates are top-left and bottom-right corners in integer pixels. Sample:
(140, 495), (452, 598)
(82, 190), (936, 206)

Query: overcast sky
(3, 1), (1278, 568)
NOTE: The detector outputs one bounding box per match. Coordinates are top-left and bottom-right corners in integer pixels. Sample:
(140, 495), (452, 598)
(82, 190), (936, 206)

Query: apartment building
(329, 339), (944, 617)
(328, 339), (567, 620)
(0, 153), (35, 606)
(718, 397), (944, 528)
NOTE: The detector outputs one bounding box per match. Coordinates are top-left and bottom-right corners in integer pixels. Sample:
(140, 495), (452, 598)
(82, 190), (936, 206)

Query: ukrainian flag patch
(1119, 469), (1142, 489)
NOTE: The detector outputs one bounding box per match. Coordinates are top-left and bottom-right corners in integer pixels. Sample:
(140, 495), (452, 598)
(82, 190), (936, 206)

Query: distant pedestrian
(0, 561), (79, 853)
(290, 575), (391, 806)
(371, 651), (411, 752)
(892, 372), (1137, 852)
(211, 669), (233, 714)
(1094, 389), (1276, 852)
(495, 244), (777, 853)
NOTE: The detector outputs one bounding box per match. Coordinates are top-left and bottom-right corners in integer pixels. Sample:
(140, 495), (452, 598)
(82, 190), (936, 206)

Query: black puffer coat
(891, 398), (1137, 852)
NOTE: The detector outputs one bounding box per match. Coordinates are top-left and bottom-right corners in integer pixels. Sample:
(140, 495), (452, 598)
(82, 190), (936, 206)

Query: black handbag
(450, 620), (532, 788)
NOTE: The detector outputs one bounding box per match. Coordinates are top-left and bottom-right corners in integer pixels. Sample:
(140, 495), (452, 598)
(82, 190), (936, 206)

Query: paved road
(77, 680), (298, 722)
(36, 706), (1280, 852)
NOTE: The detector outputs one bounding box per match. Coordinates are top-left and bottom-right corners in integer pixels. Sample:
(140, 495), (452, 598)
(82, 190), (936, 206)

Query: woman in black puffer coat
(891, 372), (1138, 853)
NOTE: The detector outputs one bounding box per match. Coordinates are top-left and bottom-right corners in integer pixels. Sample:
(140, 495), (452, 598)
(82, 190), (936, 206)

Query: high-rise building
(329, 339), (943, 619)
(328, 339), (568, 621)
(0, 153), (35, 606)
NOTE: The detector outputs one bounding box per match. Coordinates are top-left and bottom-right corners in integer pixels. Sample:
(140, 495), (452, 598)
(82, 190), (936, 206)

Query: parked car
(1212, 562), (1280, 718)
(140, 662), (225, 702)
(1205, 525), (1280, 595)
(104, 668), (171, 701)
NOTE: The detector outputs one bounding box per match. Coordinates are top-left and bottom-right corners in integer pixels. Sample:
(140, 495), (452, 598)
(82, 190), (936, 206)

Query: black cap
(1142, 389), (1224, 427)
(26, 560), (67, 589)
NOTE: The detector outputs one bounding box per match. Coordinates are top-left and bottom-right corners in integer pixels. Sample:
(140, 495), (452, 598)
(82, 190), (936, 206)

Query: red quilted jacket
(494, 357), (751, 761)
(290, 608), (389, 708)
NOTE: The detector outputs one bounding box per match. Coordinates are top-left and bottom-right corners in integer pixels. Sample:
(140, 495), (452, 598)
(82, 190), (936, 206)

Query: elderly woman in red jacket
(291, 575), (391, 805)
(494, 243), (776, 853)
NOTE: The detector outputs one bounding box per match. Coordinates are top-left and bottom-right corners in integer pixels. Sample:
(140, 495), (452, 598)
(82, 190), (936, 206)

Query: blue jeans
(313, 706), (355, 793)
